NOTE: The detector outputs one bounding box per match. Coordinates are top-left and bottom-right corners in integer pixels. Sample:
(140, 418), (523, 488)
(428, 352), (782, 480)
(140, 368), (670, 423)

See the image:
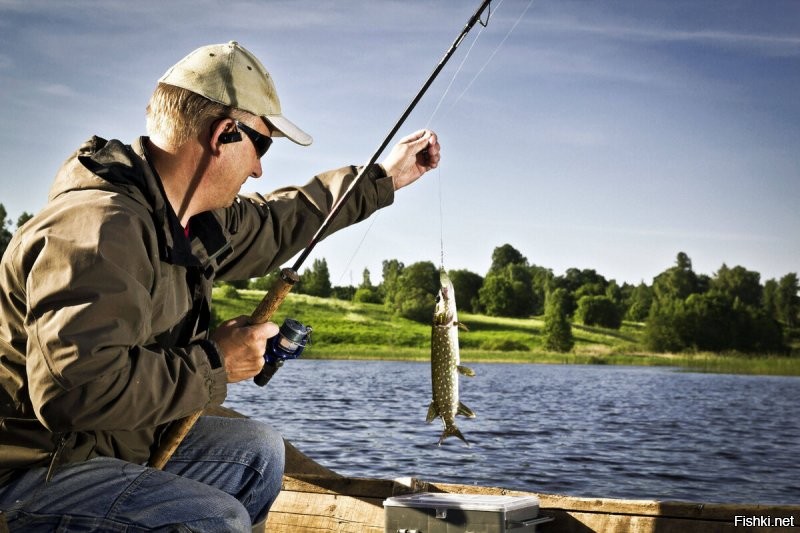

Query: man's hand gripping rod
(147, 268), (298, 470)
(148, 0), (492, 470)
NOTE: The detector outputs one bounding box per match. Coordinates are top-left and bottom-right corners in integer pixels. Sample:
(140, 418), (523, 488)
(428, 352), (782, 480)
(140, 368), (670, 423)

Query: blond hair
(146, 83), (249, 149)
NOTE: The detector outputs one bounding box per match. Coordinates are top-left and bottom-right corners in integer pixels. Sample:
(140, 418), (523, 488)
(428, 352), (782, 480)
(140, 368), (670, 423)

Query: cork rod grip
(250, 268), (299, 324)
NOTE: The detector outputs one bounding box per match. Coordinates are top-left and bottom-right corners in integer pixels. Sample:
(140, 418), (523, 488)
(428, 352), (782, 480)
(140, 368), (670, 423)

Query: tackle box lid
(384, 492), (540, 513)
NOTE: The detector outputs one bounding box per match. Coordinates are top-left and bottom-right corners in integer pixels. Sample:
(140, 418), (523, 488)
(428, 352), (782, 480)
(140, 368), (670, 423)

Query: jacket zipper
(46, 433), (70, 482)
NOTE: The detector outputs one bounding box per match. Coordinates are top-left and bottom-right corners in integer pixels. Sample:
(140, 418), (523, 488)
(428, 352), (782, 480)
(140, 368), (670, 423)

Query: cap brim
(266, 115), (313, 146)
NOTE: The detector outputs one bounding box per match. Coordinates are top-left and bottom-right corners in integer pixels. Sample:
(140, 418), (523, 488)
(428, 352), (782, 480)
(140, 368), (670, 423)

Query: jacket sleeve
(22, 196), (226, 433)
(214, 164), (394, 280)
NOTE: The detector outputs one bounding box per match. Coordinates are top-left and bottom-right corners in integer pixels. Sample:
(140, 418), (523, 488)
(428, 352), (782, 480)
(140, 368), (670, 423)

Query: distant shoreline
(212, 289), (800, 377)
(302, 349), (800, 376)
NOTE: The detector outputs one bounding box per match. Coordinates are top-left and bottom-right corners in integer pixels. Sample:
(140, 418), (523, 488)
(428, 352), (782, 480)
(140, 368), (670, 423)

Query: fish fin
(456, 321), (469, 332)
(425, 402), (439, 424)
(457, 365), (475, 377)
(457, 401), (476, 418)
(439, 425), (469, 447)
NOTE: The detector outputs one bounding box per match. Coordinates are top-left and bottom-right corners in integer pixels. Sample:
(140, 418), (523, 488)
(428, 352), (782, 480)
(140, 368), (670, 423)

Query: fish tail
(438, 425), (469, 447)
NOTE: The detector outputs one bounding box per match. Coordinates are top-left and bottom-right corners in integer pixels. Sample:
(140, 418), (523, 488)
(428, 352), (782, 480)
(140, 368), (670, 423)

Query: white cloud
(528, 9), (800, 58)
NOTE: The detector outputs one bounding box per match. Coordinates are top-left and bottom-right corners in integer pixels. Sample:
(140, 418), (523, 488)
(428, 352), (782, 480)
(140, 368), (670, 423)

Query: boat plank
(267, 475), (800, 533)
(423, 480), (799, 523)
(267, 490), (384, 533)
(281, 474), (410, 498)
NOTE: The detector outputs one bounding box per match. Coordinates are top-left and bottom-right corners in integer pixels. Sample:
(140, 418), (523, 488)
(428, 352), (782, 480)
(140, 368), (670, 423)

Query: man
(0, 41), (440, 531)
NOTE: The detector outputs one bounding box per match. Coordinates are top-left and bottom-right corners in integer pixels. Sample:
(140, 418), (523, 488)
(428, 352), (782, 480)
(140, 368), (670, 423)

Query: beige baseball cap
(159, 41), (312, 146)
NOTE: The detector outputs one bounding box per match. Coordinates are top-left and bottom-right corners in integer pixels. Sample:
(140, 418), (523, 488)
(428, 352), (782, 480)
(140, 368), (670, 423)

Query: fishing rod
(148, 0), (493, 470)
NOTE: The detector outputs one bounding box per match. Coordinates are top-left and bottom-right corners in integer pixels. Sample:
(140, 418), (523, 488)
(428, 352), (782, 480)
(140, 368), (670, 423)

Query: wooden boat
(196, 407), (798, 533)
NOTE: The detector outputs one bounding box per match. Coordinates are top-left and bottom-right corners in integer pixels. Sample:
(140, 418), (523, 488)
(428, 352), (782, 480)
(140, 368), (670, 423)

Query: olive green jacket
(0, 136), (394, 486)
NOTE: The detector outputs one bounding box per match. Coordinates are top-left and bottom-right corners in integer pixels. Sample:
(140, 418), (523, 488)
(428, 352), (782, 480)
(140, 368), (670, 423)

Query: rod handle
(147, 410), (202, 469)
(251, 268), (299, 324)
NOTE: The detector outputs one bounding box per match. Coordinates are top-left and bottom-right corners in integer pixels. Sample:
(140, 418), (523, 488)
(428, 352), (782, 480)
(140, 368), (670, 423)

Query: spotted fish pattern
(427, 270), (476, 445)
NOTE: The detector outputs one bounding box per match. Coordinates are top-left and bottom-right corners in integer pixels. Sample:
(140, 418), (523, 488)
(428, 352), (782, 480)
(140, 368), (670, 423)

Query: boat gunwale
(281, 473), (800, 524)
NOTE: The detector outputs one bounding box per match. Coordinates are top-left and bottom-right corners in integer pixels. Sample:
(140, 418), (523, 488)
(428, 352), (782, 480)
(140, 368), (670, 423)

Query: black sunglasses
(219, 120), (273, 158)
(235, 121), (273, 158)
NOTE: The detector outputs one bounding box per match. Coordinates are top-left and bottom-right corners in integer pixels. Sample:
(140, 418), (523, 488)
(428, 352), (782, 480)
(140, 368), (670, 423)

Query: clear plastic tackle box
(384, 492), (552, 533)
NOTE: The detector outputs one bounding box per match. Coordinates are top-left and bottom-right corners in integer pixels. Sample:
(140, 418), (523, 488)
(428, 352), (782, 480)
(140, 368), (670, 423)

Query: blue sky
(1, 0), (798, 286)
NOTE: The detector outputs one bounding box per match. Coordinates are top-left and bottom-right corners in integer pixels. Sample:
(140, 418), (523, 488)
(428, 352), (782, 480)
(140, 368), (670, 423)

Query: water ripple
(226, 361), (800, 504)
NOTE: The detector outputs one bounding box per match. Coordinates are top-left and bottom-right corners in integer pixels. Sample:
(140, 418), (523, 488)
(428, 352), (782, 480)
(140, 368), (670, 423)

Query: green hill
(211, 288), (799, 375)
(212, 288), (638, 362)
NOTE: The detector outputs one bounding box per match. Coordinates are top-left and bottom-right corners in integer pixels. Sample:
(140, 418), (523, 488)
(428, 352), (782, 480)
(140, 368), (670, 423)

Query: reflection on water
(226, 360), (800, 504)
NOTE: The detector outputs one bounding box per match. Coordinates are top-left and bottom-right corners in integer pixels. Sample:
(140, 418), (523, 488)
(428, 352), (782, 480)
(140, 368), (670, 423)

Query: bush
(331, 286), (356, 300)
(353, 287), (382, 304)
(480, 339), (530, 352)
(396, 287), (435, 323)
(217, 284), (240, 299)
(249, 271), (279, 291)
(577, 295), (622, 329)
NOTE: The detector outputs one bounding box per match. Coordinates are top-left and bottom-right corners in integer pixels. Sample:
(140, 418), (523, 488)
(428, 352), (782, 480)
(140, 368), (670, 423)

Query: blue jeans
(0, 416), (285, 532)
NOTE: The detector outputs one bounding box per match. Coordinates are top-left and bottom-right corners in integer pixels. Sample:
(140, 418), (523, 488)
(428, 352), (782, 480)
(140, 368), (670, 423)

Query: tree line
(242, 244), (798, 356)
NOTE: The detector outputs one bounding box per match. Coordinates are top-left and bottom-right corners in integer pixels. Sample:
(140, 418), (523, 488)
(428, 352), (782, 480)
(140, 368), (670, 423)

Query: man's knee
(242, 420), (285, 521)
(181, 492), (253, 532)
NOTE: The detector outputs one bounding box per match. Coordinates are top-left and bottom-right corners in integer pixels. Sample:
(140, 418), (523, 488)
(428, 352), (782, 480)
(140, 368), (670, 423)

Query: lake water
(225, 360), (800, 505)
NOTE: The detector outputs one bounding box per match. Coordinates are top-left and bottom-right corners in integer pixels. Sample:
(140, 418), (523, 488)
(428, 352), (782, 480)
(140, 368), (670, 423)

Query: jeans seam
(106, 466), (154, 522)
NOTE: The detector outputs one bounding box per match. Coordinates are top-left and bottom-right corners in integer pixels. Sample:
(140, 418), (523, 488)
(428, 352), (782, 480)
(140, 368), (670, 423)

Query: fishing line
(424, 3), (495, 130)
(447, 0), (534, 113)
(438, 166), (445, 269)
(338, 14), (493, 285)
(337, 213), (381, 286)
(429, 10), (493, 272)
(337, 0), (531, 284)
(434, 0), (533, 274)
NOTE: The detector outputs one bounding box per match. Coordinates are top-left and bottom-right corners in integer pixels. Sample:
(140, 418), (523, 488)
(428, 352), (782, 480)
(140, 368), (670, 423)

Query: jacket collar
(80, 136), (232, 270)
(133, 137), (233, 270)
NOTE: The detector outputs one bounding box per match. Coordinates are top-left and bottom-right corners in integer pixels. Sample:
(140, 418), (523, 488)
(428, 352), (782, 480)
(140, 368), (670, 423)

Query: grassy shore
(212, 288), (800, 376)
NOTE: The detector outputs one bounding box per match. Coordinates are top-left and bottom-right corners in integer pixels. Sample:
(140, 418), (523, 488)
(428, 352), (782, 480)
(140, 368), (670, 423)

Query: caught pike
(427, 270), (476, 445)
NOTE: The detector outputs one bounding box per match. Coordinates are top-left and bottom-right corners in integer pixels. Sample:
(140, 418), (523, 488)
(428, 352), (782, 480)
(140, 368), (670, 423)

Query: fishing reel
(254, 318), (312, 387)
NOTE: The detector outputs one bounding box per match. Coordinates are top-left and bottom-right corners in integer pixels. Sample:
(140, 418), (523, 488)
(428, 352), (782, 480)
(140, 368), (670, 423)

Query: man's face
(208, 118), (272, 208)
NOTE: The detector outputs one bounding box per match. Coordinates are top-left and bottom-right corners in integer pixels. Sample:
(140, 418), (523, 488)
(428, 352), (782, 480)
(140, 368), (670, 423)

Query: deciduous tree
(389, 261), (439, 323)
(544, 288), (574, 352)
(576, 295), (622, 329)
(478, 263), (536, 317)
(489, 243), (527, 272)
(448, 269), (483, 314)
(299, 258), (332, 297)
